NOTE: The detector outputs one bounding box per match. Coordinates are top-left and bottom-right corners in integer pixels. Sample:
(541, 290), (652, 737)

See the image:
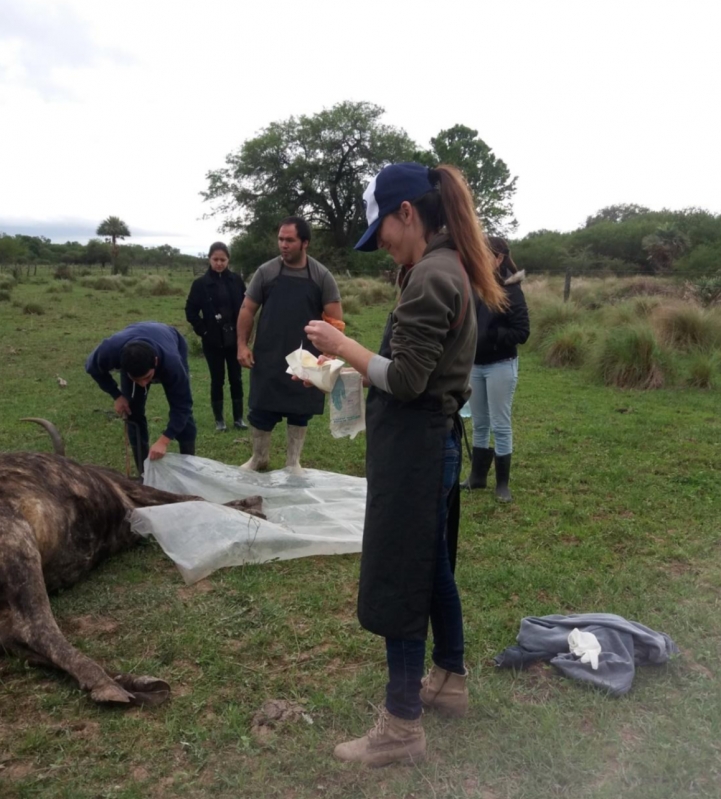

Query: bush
(0, 274), (16, 290)
(688, 273), (721, 307)
(54, 264), (74, 281)
(541, 324), (591, 368)
(653, 305), (721, 352)
(684, 351), (720, 389)
(22, 302), (45, 316)
(594, 325), (669, 389)
(0, 290), (11, 302)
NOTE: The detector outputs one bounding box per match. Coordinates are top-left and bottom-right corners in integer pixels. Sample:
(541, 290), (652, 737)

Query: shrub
(684, 351), (720, 389)
(594, 325), (669, 389)
(688, 273), (721, 307)
(653, 305), (721, 352)
(53, 264), (74, 281)
(0, 274), (15, 290)
(22, 302), (45, 316)
(0, 290), (11, 302)
(541, 324), (591, 368)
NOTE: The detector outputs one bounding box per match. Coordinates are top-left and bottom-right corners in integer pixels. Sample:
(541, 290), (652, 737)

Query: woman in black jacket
(461, 236), (529, 501)
(185, 242), (247, 431)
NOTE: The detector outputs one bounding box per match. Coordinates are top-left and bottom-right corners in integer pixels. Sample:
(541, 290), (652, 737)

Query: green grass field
(1, 268), (720, 798)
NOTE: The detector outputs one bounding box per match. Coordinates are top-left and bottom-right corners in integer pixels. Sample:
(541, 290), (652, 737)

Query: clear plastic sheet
(130, 453), (366, 584)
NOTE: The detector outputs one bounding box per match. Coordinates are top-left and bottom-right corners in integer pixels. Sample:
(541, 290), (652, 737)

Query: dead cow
(0, 419), (263, 706)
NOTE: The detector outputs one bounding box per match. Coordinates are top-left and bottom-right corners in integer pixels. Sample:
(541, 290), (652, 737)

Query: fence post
(563, 267), (572, 302)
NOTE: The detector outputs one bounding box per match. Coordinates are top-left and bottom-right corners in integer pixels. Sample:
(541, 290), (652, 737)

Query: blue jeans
(385, 429), (465, 720)
(468, 358), (519, 456)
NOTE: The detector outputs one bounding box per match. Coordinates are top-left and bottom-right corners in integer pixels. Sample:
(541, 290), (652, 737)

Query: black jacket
(185, 268), (246, 350)
(474, 268), (530, 365)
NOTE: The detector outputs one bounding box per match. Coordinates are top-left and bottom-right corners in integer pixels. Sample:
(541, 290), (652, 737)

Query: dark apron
(249, 262), (325, 416)
(357, 314), (461, 641)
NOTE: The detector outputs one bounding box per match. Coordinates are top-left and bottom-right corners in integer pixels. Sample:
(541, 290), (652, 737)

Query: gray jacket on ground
(494, 613), (679, 696)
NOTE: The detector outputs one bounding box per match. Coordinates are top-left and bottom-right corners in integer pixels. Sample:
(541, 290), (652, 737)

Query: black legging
(202, 340), (243, 405)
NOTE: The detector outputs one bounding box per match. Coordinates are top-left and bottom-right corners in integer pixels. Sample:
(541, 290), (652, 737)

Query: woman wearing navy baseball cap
(306, 162), (506, 766)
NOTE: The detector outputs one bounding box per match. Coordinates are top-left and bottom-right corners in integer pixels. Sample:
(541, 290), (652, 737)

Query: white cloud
(0, 0), (718, 254)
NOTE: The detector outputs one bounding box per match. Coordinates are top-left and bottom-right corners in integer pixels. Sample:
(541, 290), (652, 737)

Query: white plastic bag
(330, 368), (366, 439)
(285, 346), (344, 393)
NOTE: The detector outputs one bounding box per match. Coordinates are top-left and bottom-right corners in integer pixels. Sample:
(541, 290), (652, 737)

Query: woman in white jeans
(461, 237), (530, 501)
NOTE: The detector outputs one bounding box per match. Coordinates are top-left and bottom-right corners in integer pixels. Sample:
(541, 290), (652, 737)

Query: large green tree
(423, 124), (518, 235)
(202, 101), (416, 249)
(96, 216), (131, 274)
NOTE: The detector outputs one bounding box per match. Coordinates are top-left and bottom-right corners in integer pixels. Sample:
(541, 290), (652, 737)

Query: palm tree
(642, 224), (690, 273)
(96, 216), (131, 274)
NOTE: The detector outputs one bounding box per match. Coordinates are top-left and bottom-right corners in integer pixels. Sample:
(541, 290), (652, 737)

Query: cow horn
(21, 417), (65, 456)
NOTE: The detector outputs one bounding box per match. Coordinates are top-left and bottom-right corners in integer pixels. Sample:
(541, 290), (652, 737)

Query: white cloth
(568, 628), (602, 670)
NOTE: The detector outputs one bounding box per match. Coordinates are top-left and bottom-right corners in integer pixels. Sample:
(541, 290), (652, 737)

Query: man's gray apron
(358, 314), (461, 641)
(249, 263), (325, 416)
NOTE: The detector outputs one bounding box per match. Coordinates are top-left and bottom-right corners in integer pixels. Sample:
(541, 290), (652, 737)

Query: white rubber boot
(240, 427), (271, 471)
(285, 424), (307, 476)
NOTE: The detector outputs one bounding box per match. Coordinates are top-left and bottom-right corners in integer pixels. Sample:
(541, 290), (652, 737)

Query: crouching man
(86, 321), (196, 475)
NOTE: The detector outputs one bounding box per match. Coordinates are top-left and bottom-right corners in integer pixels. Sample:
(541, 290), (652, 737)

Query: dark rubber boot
(212, 401), (227, 432)
(232, 399), (247, 430)
(460, 447), (494, 490)
(494, 453), (512, 502)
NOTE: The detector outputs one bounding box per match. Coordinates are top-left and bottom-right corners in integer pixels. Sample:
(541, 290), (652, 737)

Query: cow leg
(0, 524), (133, 704)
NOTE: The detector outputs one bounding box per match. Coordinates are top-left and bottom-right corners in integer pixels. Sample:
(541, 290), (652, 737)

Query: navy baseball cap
(354, 162), (435, 252)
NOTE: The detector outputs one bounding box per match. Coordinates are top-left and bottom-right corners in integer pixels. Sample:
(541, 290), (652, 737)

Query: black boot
(211, 401), (227, 432)
(232, 399), (247, 430)
(494, 453), (512, 502)
(460, 447), (494, 490)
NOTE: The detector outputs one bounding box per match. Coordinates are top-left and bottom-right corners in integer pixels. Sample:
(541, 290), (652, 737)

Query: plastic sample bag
(130, 453), (366, 584)
(330, 368), (366, 439)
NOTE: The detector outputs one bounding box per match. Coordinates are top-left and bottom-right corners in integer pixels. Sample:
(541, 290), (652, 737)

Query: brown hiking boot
(420, 665), (468, 717)
(333, 707), (426, 767)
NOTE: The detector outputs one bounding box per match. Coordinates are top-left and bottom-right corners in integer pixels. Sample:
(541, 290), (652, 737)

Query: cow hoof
(90, 682), (133, 704)
(114, 674), (171, 706)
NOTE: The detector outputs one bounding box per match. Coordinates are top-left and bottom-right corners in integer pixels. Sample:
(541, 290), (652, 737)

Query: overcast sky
(1, 0), (719, 255)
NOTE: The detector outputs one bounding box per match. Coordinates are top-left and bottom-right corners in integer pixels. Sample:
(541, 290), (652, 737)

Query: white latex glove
(568, 628), (602, 670)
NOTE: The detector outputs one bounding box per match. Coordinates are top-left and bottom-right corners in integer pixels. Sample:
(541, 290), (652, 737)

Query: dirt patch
(177, 579), (214, 600)
(250, 699), (311, 744)
(0, 760), (34, 780)
(64, 614), (119, 637)
(511, 661), (560, 705)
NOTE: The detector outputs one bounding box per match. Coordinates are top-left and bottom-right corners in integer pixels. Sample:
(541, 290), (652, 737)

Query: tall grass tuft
(595, 325), (669, 389)
(80, 275), (127, 292)
(684, 351), (720, 389)
(136, 276), (183, 296)
(53, 265), (75, 281)
(46, 282), (73, 294)
(654, 305), (721, 352)
(541, 324), (591, 368)
(22, 302), (45, 316)
(530, 300), (580, 350)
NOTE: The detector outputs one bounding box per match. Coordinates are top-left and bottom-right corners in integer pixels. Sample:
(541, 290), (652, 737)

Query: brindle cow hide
(0, 424), (263, 706)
